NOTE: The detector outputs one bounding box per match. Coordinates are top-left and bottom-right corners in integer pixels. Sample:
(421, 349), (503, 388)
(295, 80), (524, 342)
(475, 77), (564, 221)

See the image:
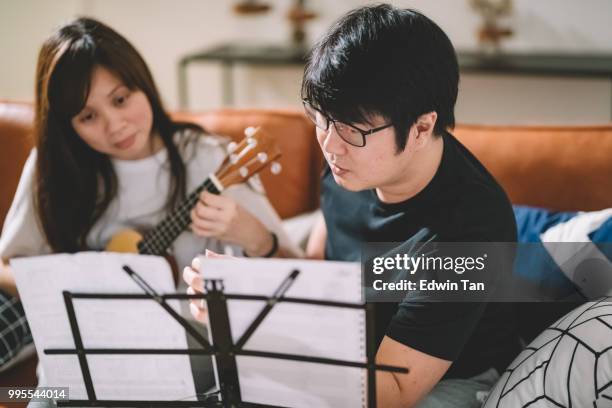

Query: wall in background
(0, 0), (83, 101)
(1, 0), (611, 124)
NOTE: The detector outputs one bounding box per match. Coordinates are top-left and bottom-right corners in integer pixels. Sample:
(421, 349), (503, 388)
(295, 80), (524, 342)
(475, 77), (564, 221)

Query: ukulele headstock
(216, 127), (282, 189)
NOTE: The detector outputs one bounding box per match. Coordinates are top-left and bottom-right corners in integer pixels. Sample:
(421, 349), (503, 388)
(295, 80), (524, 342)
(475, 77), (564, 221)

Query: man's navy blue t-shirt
(321, 131), (521, 379)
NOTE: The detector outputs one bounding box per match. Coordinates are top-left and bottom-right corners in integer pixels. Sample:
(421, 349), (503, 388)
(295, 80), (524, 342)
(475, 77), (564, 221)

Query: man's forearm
(375, 336), (452, 407)
(377, 370), (405, 408)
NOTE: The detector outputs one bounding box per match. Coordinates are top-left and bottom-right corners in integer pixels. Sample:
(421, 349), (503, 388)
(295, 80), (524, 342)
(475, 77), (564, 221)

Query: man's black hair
(302, 4), (459, 151)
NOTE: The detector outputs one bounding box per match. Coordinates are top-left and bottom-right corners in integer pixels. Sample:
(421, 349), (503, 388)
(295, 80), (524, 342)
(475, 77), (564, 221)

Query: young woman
(0, 17), (293, 372)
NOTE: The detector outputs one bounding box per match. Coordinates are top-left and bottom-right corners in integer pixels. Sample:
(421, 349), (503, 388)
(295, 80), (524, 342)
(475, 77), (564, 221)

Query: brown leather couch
(1, 100), (612, 401)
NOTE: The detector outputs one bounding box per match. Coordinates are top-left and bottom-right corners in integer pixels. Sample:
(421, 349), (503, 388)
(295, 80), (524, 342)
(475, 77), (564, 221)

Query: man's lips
(330, 162), (349, 175)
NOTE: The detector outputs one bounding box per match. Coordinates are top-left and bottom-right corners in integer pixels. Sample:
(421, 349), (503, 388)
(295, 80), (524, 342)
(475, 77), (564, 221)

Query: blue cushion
(589, 216), (612, 260)
(512, 206), (612, 300)
(514, 206), (577, 243)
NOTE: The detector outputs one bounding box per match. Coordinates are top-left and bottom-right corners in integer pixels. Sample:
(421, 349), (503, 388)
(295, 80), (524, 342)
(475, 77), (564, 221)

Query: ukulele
(105, 127), (282, 260)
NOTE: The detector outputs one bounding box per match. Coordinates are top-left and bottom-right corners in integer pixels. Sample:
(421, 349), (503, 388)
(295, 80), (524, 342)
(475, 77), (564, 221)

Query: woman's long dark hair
(35, 17), (200, 252)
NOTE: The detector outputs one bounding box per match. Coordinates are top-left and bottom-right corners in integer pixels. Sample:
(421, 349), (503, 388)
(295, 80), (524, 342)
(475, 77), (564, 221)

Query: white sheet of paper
(199, 257), (366, 408)
(12, 252), (198, 401)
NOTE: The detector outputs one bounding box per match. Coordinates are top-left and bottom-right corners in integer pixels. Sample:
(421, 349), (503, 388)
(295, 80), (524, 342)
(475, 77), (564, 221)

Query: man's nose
(321, 124), (347, 155)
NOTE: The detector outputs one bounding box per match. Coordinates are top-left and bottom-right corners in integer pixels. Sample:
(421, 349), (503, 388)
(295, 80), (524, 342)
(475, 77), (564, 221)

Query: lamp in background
(233, 0), (271, 14)
(233, 0), (317, 48)
(287, 0), (317, 47)
(469, 0), (513, 53)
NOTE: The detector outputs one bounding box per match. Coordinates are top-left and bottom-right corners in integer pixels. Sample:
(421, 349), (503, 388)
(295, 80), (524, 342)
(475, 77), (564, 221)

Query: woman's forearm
(0, 261), (18, 298)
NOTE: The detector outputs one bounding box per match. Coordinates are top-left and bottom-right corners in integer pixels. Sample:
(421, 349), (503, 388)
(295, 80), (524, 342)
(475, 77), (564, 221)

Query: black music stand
(45, 265), (407, 407)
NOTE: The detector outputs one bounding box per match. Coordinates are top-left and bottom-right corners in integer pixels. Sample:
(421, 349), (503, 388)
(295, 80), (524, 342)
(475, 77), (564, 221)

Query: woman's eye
(115, 91), (130, 106)
(80, 112), (95, 123)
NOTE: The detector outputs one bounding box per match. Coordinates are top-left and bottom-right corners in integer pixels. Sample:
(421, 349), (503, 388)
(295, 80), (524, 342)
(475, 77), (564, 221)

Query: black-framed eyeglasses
(302, 99), (393, 147)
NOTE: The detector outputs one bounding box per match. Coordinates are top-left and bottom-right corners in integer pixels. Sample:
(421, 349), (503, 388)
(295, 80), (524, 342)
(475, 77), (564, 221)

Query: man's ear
(412, 111), (438, 148)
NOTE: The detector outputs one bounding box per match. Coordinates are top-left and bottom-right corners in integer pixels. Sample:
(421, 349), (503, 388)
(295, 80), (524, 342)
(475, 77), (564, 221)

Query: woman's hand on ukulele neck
(190, 191), (275, 257)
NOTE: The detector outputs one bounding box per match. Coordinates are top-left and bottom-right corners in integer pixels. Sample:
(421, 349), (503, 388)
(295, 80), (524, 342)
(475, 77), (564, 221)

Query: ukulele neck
(137, 176), (220, 255)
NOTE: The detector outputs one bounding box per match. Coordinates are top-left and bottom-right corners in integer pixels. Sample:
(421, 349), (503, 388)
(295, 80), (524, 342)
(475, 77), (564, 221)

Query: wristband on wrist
(244, 231), (278, 258)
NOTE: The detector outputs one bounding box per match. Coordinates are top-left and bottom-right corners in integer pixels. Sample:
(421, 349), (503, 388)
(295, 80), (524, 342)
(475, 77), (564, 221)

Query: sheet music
(12, 252), (198, 401)
(200, 257), (366, 408)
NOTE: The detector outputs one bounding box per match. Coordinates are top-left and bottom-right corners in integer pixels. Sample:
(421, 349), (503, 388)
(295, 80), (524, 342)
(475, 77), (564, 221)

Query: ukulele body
(105, 229), (143, 253)
(105, 229), (179, 284)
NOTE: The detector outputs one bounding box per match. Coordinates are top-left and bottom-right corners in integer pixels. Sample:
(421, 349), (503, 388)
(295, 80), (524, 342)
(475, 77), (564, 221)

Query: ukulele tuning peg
(244, 126), (257, 137)
(247, 137), (258, 147)
(227, 141), (237, 154)
(239, 167), (249, 178)
(257, 152), (268, 163)
(270, 161), (282, 175)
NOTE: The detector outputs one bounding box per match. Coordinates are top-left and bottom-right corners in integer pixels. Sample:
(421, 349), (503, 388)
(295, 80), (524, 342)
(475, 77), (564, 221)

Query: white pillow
(483, 297), (612, 407)
(281, 210), (321, 251)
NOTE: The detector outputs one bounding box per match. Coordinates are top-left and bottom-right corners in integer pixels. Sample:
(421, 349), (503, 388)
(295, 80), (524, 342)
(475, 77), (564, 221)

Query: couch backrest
(1, 100), (611, 232)
(0, 101), (34, 229)
(454, 124), (612, 211)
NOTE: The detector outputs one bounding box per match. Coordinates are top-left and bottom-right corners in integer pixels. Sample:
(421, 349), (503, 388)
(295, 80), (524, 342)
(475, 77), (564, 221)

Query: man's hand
(183, 251), (232, 322)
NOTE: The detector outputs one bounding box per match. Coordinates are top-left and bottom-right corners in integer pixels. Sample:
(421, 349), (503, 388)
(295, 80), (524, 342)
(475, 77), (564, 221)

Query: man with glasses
(302, 4), (521, 407)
